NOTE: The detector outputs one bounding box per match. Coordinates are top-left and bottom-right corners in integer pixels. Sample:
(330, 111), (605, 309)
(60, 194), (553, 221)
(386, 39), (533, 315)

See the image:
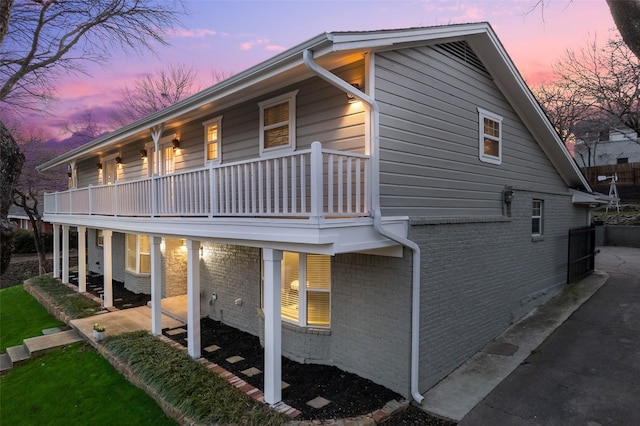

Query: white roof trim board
(38, 23), (591, 193)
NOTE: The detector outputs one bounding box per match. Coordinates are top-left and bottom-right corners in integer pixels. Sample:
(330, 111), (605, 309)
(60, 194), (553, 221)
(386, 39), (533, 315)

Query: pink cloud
(240, 38), (271, 51)
(169, 28), (217, 38)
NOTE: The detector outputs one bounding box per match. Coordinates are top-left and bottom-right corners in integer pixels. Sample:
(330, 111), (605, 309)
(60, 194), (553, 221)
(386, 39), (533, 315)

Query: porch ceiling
(44, 214), (406, 257)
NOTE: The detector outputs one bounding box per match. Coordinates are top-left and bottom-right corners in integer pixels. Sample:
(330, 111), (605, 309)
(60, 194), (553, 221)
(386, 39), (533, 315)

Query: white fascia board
(329, 23), (490, 50)
(42, 215), (406, 255)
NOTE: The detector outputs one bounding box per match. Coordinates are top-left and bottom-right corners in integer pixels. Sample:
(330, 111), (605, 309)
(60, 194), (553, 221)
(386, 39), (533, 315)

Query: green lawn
(0, 285), (64, 352)
(0, 343), (176, 426)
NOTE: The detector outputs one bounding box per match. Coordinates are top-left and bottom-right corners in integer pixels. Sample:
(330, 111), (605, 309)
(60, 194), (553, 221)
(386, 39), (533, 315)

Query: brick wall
(200, 243), (262, 334)
(163, 238), (187, 297)
(413, 191), (589, 392)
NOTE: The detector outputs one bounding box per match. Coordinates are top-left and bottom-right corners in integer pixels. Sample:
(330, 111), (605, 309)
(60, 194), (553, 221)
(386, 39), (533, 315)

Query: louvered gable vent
(435, 41), (489, 76)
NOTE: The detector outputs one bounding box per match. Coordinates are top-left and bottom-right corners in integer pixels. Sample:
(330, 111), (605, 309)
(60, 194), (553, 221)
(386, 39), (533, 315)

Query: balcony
(45, 142), (370, 223)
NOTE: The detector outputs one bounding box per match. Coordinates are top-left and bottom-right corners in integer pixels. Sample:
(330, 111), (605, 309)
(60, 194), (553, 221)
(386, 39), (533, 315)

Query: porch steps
(0, 330), (83, 373)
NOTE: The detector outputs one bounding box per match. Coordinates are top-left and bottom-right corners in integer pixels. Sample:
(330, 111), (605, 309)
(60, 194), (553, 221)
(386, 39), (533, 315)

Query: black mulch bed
(68, 273), (453, 424)
(163, 318), (456, 424)
(69, 271), (151, 310)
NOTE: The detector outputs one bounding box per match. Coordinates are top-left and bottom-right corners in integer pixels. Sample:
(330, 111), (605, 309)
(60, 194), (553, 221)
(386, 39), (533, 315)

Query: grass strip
(0, 343), (176, 426)
(104, 331), (286, 426)
(0, 285), (64, 352)
(28, 274), (102, 319)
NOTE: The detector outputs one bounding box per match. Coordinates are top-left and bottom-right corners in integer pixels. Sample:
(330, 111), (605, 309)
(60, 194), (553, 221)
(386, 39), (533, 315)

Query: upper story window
(203, 116), (222, 165)
(126, 233), (151, 274)
(532, 199), (543, 237)
(259, 90), (298, 156)
(478, 108), (503, 165)
(147, 135), (177, 177)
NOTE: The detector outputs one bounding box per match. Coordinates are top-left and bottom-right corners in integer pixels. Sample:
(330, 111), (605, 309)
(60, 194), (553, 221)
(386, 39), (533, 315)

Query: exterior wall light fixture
(96, 162), (102, 170)
(140, 148), (147, 159)
(172, 137), (181, 150)
(115, 156), (122, 164)
(347, 83), (363, 103)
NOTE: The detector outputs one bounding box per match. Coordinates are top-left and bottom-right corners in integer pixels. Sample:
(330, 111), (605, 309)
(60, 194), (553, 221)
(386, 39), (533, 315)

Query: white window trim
(101, 153), (120, 184)
(532, 199), (543, 237)
(261, 251), (331, 328)
(202, 115), (223, 165)
(126, 234), (150, 275)
(258, 90), (299, 156)
(478, 107), (503, 165)
(96, 229), (104, 247)
(146, 134), (177, 177)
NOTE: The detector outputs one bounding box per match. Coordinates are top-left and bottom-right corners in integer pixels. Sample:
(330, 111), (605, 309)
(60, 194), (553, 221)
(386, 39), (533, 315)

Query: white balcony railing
(44, 142), (370, 220)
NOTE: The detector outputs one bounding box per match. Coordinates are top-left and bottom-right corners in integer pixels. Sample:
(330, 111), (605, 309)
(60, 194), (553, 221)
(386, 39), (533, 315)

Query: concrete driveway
(459, 246), (640, 425)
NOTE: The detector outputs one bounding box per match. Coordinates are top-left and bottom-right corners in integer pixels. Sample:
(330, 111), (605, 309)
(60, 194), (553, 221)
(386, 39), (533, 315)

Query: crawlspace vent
(435, 41), (489, 76)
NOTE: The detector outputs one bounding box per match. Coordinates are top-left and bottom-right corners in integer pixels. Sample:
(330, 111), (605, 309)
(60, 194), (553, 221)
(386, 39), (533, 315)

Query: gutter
(302, 49), (424, 404)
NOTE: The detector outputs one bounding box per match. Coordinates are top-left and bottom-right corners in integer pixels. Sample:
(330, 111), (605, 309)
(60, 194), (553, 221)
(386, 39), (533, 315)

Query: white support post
(151, 236), (162, 335)
(187, 239), (201, 358)
(310, 141), (323, 222)
(78, 226), (87, 292)
(263, 248), (283, 405)
(52, 224), (60, 279)
(62, 225), (70, 284)
(103, 230), (113, 308)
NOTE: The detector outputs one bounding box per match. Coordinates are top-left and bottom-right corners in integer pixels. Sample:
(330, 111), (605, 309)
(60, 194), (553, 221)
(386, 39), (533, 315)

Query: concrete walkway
(70, 306), (184, 346)
(420, 246), (640, 424)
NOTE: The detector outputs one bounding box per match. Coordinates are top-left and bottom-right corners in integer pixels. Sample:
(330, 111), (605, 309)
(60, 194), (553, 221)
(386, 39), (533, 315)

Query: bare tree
(0, 0), (186, 110)
(13, 132), (68, 274)
(532, 82), (591, 146)
(0, 120), (24, 275)
(111, 63), (202, 127)
(554, 37), (640, 136)
(0, 0), (186, 274)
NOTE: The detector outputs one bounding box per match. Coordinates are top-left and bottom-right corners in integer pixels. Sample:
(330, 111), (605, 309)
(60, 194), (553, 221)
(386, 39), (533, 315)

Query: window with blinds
(258, 90), (298, 155)
(126, 233), (151, 274)
(306, 254), (331, 326)
(266, 251), (331, 327)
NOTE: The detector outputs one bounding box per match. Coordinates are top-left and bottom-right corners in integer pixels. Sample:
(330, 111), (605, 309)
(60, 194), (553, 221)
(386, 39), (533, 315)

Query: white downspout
(302, 49), (424, 404)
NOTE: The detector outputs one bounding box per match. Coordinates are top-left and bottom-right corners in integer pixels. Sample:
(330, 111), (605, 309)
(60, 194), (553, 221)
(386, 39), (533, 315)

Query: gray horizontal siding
(71, 60), (366, 188)
(376, 45), (568, 218)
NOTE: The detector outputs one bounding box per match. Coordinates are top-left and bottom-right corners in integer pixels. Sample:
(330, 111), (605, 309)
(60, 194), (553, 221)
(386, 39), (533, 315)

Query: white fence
(44, 142), (370, 220)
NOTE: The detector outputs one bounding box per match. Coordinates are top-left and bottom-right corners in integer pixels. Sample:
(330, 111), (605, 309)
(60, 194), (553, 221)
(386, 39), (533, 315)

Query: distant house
(573, 121), (640, 167)
(8, 193), (53, 233)
(38, 23), (602, 405)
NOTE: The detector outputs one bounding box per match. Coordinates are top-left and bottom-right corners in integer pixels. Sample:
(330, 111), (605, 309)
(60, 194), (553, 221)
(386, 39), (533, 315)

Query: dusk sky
(21, 0), (618, 142)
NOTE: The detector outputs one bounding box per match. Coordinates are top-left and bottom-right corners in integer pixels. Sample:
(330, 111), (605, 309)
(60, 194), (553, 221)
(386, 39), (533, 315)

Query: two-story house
(38, 23), (601, 405)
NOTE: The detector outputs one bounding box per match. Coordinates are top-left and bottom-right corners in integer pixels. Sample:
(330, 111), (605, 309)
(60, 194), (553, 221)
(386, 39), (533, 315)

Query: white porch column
(151, 236), (162, 335)
(61, 225), (70, 284)
(52, 224), (60, 278)
(77, 226), (86, 292)
(103, 230), (113, 308)
(263, 248), (283, 405)
(186, 239), (201, 359)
